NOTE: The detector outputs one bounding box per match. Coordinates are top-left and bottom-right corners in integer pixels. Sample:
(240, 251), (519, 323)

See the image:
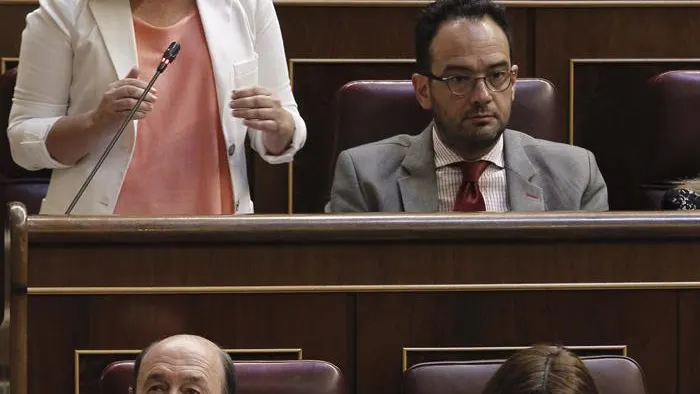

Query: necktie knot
(459, 160), (489, 182)
(453, 160), (488, 212)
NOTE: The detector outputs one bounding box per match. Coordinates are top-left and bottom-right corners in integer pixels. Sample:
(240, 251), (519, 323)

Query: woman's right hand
(91, 67), (158, 131)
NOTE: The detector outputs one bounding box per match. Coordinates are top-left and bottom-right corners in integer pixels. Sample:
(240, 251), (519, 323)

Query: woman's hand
(91, 67), (158, 131)
(230, 86), (294, 155)
(44, 67), (158, 166)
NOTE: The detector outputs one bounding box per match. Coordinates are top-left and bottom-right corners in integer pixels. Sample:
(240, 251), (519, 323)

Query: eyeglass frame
(421, 67), (517, 97)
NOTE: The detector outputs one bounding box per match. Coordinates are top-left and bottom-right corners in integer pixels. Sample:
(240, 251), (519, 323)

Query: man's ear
(411, 73), (432, 110)
(510, 64), (519, 101)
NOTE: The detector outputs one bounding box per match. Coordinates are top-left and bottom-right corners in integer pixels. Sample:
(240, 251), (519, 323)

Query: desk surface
(21, 210), (700, 242)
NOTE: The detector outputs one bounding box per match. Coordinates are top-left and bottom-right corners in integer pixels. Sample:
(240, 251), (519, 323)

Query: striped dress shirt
(433, 128), (510, 212)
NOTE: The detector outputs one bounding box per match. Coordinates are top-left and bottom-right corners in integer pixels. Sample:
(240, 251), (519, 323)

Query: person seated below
(130, 334), (236, 394)
(661, 179), (700, 210)
(482, 345), (599, 394)
(327, 0), (608, 213)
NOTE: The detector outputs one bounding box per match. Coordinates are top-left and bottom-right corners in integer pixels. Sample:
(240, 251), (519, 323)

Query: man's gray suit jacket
(328, 126), (609, 212)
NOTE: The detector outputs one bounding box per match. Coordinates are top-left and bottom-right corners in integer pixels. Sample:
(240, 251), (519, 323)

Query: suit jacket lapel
(398, 125), (439, 212)
(89, 0), (137, 79)
(503, 130), (545, 211)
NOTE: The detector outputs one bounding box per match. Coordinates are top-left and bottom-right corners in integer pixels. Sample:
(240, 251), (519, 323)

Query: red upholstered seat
(403, 356), (647, 394)
(101, 359), (346, 394)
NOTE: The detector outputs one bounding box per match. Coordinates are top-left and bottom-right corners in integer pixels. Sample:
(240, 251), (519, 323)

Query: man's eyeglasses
(423, 69), (515, 96)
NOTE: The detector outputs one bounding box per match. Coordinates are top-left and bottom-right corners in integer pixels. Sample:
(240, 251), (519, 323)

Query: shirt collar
(432, 126), (504, 169)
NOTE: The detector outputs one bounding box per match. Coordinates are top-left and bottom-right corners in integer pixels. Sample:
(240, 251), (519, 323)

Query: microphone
(158, 42), (181, 72)
(64, 41), (181, 215)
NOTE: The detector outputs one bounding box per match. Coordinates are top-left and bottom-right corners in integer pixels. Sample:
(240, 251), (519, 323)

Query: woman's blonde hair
(482, 345), (600, 394)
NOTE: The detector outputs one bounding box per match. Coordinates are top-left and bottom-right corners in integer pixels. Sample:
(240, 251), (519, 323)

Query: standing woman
(8, 0), (306, 215)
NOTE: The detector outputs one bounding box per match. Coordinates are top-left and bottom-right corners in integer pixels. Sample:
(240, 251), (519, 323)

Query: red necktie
(453, 160), (489, 212)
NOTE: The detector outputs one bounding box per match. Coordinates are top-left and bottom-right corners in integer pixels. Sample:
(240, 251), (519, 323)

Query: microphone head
(158, 42), (181, 72)
(164, 41), (181, 62)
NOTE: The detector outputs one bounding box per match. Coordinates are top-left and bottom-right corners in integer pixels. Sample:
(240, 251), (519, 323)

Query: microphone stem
(64, 69), (163, 215)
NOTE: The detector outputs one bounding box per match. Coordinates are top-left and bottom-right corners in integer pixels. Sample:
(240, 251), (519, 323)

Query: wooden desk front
(6, 203), (700, 394)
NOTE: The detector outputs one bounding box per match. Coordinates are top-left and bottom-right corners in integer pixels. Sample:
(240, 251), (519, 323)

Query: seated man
(328, 0), (608, 213)
(130, 334), (236, 394)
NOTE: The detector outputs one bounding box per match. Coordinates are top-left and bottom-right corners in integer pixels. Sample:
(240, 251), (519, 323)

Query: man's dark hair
(414, 0), (513, 74)
(132, 338), (237, 394)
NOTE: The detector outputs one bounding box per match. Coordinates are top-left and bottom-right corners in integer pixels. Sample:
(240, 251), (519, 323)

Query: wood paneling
(278, 7), (417, 58)
(278, 7), (531, 68)
(679, 290), (700, 394)
(536, 6), (700, 105)
(8, 207), (700, 394)
(356, 291), (676, 394)
(0, 4), (34, 59)
(23, 240), (700, 287)
(0, 59), (17, 75)
(28, 294), (352, 394)
(571, 60), (700, 210)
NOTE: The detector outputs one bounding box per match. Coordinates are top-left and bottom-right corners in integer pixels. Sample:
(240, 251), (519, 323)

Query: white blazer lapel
(197, 0), (234, 122)
(89, 0), (137, 79)
(198, 0), (259, 121)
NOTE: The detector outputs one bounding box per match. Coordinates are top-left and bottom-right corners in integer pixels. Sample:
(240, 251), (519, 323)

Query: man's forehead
(150, 335), (219, 355)
(139, 336), (224, 378)
(430, 17), (509, 62)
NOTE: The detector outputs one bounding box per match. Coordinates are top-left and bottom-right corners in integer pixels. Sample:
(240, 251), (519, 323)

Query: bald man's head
(131, 335), (236, 394)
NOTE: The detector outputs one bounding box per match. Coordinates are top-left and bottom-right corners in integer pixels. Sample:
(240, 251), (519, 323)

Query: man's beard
(433, 109), (505, 156)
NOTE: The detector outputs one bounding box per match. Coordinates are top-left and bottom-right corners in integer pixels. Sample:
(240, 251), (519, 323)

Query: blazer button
(228, 144), (236, 157)
(235, 200), (240, 210)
